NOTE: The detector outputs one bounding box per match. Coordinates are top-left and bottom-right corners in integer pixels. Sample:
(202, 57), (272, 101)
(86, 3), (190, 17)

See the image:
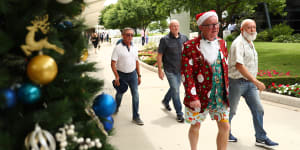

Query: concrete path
(87, 43), (300, 150)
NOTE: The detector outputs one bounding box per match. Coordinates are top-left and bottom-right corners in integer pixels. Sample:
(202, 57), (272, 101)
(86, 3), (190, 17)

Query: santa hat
(196, 10), (218, 26)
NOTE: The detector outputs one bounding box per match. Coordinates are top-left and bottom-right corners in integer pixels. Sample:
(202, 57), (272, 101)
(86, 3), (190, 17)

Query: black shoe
(132, 118), (144, 126)
(162, 101), (171, 111)
(176, 115), (184, 123)
(228, 133), (238, 142)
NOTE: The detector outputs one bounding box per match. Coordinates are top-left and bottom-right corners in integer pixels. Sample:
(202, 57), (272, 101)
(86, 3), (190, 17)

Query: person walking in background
(111, 27), (144, 126)
(90, 31), (99, 54)
(106, 32), (109, 42)
(228, 19), (279, 148)
(141, 30), (145, 46)
(157, 19), (188, 123)
(100, 32), (104, 43)
(145, 30), (149, 44)
(181, 10), (230, 150)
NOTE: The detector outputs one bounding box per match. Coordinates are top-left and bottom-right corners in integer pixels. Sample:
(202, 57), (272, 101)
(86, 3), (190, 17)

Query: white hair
(241, 19), (256, 29)
(169, 19), (180, 26)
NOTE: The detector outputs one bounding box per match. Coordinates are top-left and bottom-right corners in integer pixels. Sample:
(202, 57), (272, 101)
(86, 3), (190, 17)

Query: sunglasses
(125, 33), (134, 37)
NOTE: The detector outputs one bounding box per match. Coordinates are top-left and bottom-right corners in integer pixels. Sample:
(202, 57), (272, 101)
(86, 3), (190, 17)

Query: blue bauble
(63, 21), (73, 28)
(57, 22), (66, 30)
(102, 116), (114, 132)
(0, 89), (16, 108)
(17, 83), (41, 104)
(92, 93), (116, 118)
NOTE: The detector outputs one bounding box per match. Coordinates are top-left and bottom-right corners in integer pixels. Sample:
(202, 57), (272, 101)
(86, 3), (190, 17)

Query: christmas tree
(0, 0), (114, 149)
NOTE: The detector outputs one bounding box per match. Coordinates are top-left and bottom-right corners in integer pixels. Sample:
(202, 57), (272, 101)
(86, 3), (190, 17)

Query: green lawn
(227, 42), (300, 76)
(255, 42), (300, 76)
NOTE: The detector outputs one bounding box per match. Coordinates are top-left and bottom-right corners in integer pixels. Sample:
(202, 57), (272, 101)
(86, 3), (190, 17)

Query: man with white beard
(228, 19), (279, 148)
(181, 10), (230, 150)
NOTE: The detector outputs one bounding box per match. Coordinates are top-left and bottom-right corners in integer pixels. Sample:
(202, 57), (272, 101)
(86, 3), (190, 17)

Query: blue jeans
(115, 70), (140, 119)
(229, 78), (267, 140)
(162, 71), (183, 116)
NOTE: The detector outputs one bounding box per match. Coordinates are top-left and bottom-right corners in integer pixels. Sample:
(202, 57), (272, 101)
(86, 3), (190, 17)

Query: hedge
(258, 76), (300, 86)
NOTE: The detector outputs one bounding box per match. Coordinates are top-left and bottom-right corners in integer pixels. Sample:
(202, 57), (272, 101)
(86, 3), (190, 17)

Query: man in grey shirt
(157, 19), (188, 123)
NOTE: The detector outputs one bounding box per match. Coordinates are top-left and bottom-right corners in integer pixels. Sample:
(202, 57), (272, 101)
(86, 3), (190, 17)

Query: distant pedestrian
(106, 33), (109, 42)
(90, 31), (99, 54)
(141, 30), (145, 46)
(145, 30), (149, 44)
(228, 19), (279, 148)
(111, 27), (144, 126)
(157, 19), (188, 123)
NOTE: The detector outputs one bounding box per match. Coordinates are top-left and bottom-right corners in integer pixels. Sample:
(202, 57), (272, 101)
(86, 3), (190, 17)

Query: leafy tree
(148, 19), (168, 33)
(151, 0), (286, 32)
(100, 0), (166, 34)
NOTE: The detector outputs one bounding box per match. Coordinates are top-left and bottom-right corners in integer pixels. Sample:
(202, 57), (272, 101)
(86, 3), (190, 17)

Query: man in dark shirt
(157, 19), (188, 123)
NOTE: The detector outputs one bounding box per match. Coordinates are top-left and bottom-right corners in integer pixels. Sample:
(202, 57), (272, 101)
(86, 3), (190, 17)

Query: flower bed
(138, 42), (158, 67)
(269, 83), (300, 98)
(258, 70), (300, 98)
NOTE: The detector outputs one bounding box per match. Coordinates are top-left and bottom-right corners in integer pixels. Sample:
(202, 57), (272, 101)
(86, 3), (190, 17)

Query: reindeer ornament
(21, 15), (65, 56)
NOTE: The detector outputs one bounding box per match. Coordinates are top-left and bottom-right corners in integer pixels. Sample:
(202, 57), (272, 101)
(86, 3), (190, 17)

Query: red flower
(278, 84), (283, 87)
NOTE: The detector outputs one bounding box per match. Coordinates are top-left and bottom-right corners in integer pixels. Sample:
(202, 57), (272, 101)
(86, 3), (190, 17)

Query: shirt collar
(121, 40), (133, 46)
(169, 32), (181, 39)
(200, 33), (218, 43)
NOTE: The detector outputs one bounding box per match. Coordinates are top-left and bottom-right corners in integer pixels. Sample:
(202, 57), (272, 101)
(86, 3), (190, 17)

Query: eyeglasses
(202, 23), (220, 29)
(125, 33), (134, 37)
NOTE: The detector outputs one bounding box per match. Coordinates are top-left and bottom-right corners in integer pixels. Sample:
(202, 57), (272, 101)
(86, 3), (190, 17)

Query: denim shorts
(185, 105), (229, 125)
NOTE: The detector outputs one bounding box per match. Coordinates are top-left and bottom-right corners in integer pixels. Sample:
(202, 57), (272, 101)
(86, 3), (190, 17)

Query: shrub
(272, 35), (295, 43)
(225, 34), (234, 42)
(258, 76), (300, 87)
(143, 57), (157, 65)
(269, 23), (294, 39)
(272, 33), (300, 43)
(256, 30), (272, 41)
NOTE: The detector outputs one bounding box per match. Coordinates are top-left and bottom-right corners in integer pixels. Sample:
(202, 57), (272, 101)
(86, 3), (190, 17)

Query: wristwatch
(138, 74), (141, 77)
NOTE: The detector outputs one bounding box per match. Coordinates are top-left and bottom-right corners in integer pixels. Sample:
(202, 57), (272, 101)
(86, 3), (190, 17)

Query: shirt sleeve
(231, 42), (244, 65)
(181, 44), (200, 103)
(111, 46), (118, 61)
(158, 37), (166, 54)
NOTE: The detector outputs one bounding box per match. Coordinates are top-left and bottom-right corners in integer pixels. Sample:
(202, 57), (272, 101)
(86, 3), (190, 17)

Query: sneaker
(162, 101), (171, 111)
(228, 133), (238, 142)
(132, 118), (144, 126)
(176, 115), (184, 123)
(255, 138), (279, 148)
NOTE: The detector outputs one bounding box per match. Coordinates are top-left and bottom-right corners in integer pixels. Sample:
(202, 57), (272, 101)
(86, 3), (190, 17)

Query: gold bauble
(27, 55), (58, 85)
(80, 50), (88, 62)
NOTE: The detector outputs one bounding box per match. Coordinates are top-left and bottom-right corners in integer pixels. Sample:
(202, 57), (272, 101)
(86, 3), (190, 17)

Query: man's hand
(114, 79), (120, 86)
(138, 77), (141, 85)
(158, 70), (164, 80)
(254, 80), (266, 91)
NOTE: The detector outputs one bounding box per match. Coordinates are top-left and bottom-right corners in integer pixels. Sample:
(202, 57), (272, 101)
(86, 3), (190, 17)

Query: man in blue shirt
(157, 19), (188, 123)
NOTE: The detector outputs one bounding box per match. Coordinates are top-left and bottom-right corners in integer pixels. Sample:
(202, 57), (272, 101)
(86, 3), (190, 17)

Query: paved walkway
(87, 43), (300, 150)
